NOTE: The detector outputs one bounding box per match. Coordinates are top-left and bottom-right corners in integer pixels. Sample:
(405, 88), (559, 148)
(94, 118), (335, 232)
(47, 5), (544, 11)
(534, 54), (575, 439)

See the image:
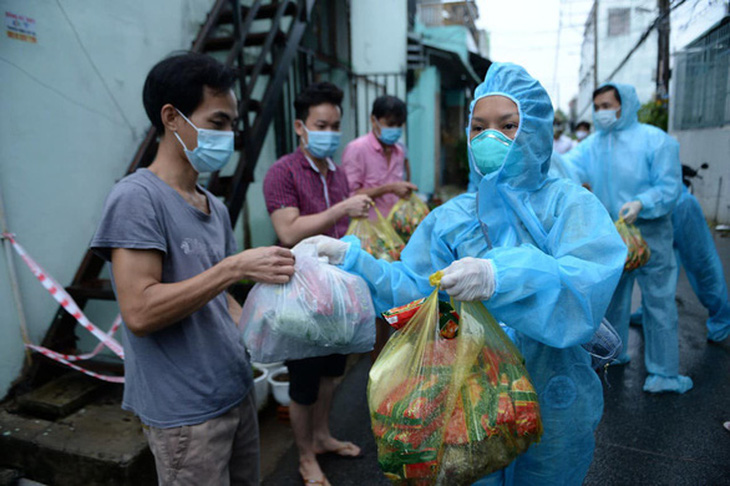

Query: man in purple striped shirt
(263, 82), (371, 486)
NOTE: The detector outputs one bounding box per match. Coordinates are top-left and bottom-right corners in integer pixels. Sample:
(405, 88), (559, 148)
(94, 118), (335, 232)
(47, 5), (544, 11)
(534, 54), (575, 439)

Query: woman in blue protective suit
(302, 63), (627, 484)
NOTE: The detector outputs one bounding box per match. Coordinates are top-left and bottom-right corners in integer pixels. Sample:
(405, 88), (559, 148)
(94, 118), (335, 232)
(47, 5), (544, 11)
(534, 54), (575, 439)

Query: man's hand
(335, 194), (372, 218)
(295, 235), (350, 265)
(619, 200), (643, 224)
(389, 181), (418, 198)
(227, 246), (295, 284)
(440, 257), (495, 302)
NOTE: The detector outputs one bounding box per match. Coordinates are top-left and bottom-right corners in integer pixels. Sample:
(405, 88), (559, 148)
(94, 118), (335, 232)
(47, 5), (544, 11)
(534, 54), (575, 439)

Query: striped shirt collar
(299, 147), (336, 173)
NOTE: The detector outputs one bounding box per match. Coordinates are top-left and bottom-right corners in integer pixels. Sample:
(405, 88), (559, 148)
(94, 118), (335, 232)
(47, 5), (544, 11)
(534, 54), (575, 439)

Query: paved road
(263, 234), (730, 486)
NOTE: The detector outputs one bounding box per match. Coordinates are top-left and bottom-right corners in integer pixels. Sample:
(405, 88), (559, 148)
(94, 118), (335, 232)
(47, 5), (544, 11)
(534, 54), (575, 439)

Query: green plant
(638, 100), (668, 131)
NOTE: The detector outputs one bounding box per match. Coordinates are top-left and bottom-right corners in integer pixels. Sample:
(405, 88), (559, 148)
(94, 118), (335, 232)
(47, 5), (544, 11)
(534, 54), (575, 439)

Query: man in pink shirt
(342, 96), (417, 361)
(342, 95), (418, 220)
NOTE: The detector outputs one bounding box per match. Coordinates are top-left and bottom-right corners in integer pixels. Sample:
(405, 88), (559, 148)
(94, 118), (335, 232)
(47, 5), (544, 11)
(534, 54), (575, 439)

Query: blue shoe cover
(707, 325), (730, 343)
(643, 374), (693, 394)
(629, 310), (643, 326)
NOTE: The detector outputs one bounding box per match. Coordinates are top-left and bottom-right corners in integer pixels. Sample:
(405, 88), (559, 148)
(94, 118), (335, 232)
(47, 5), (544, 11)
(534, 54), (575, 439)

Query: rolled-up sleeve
(263, 161), (298, 213)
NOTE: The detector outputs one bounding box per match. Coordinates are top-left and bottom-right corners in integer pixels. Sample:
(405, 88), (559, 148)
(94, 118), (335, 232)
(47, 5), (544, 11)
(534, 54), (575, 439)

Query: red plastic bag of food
(346, 206), (405, 262)
(387, 194), (430, 243)
(615, 218), (651, 272)
(369, 272), (543, 485)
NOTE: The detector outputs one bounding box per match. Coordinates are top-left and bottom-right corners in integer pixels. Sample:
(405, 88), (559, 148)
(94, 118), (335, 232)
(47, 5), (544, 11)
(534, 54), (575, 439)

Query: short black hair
(143, 52), (237, 132)
(576, 121), (591, 131)
(294, 82), (344, 121)
(372, 95), (407, 125)
(592, 85), (621, 105)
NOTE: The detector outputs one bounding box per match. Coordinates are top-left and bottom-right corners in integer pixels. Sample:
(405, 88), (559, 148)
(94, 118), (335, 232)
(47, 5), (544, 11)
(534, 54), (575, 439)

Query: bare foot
(299, 455), (330, 485)
(313, 437), (362, 457)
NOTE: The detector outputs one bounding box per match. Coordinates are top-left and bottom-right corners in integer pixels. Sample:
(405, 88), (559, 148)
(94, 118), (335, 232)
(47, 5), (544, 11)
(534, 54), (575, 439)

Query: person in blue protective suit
(632, 183), (730, 342)
(562, 83), (693, 394)
(301, 63), (627, 485)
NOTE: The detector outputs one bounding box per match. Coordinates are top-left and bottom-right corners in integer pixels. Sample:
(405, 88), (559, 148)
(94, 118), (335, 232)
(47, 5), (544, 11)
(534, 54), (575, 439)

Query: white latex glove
(294, 235), (350, 265)
(619, 200), (643, 224)
(440, 257), (495, 302)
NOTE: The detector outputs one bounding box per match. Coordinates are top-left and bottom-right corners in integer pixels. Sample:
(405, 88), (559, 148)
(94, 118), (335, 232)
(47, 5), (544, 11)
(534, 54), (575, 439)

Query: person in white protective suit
(562, 82), (693, 394)
(302, 63), (627, 485)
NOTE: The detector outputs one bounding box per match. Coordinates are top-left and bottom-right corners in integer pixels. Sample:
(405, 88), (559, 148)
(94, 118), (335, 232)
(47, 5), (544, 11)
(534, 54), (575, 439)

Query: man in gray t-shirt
(91, 53), (294, 485)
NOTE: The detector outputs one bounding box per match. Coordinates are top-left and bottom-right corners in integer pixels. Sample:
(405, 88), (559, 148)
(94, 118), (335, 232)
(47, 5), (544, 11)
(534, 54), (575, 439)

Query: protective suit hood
(595, 82), (640, 132)
(468, 63), (554, 191)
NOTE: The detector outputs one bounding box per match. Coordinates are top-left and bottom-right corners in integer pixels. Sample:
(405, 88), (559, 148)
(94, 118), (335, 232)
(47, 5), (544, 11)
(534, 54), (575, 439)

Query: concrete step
(0, 389), (155, 485)
(16, 373), (105, 420)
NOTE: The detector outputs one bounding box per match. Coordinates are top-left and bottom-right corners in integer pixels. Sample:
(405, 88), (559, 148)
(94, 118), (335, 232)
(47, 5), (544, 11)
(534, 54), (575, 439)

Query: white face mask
(575, 130), (589, 140)
(594, 109), (619, 132)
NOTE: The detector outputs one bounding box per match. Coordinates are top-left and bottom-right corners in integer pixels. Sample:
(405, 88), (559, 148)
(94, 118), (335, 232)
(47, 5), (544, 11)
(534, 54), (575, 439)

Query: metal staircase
(18, 0), (316, 390)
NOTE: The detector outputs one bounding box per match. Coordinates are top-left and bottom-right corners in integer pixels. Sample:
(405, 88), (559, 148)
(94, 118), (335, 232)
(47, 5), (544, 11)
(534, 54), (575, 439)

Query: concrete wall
(350, 0), (407, 75)
(0, 0), (215, 398)
(668, 3), (729, 224)
(350, 0), (408, 138)
(407, 67), (440, 195)
(671, 127), (730, 224)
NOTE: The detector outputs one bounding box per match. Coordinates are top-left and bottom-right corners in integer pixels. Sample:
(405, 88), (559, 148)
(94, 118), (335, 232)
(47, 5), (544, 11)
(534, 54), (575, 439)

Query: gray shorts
(143, 390), (259, 486)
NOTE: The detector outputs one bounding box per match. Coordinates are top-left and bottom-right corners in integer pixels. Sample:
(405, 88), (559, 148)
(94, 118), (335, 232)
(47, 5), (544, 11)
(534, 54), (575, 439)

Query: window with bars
(608, 8), (631, 37)
(673, 21), (730, 130)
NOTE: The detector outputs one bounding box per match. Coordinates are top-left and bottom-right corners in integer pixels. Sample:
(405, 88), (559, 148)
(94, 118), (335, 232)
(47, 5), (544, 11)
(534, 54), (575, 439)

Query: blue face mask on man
(375, 120), (403, 145)
(469, 129), (513, 176)
(593, 109), (619, 131)
(174, 109), (235, 173)
(301, 123), (341, 159)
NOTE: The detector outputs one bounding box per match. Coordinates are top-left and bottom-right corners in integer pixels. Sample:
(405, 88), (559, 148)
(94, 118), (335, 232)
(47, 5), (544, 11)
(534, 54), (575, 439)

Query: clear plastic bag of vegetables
(387, 193), (430, 243)
(615, 218), (651, 272)
(369, 272), (543, 485)
(239, 243), (376, 363)
(346, 205), (405, 262)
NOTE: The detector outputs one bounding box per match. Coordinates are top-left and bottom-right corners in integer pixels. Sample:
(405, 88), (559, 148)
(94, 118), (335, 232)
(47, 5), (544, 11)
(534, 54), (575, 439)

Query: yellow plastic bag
(615, 218), (651, 272)
(370, 273), (543, 485)
(387, 194), (431, 243)
(346, 206), (405, 262)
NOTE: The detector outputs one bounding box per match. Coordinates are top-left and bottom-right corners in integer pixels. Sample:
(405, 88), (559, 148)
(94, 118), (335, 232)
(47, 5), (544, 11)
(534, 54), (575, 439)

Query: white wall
(576, 0), (658, 120)
(350, 0), (407, 75)
(350, 0), (408, 137)
(671, 0), (729, 50)
(671, 127), (730, 225)
(0, 0), (215, 398)
(668, 2), (729, 224)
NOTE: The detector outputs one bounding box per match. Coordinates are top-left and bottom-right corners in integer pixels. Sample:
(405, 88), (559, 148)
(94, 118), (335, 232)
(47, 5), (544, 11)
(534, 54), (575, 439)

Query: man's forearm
(273, 206), (345, 247)
(354, 184), (391, 199)
(118, 259), (237, 336)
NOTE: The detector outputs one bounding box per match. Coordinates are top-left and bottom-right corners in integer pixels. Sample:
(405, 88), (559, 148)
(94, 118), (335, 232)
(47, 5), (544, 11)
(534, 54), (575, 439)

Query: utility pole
(656, 0), (670, 100)
(593, 0), (599, 89)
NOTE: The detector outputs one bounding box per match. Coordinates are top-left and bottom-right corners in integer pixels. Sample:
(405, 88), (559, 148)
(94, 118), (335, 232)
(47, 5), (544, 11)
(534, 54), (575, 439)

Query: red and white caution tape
(25, 344), (124, 383)
(2, 232), (125, 382)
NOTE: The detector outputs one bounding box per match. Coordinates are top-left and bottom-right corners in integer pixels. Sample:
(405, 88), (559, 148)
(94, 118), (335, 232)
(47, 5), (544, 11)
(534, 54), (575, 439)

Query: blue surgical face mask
(375, 120), (403, 145)
(301, 124), (341, 159)
(593, 109), (618, 132)
(173, 109), (234, 173)
(469, 129), (513, 176)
